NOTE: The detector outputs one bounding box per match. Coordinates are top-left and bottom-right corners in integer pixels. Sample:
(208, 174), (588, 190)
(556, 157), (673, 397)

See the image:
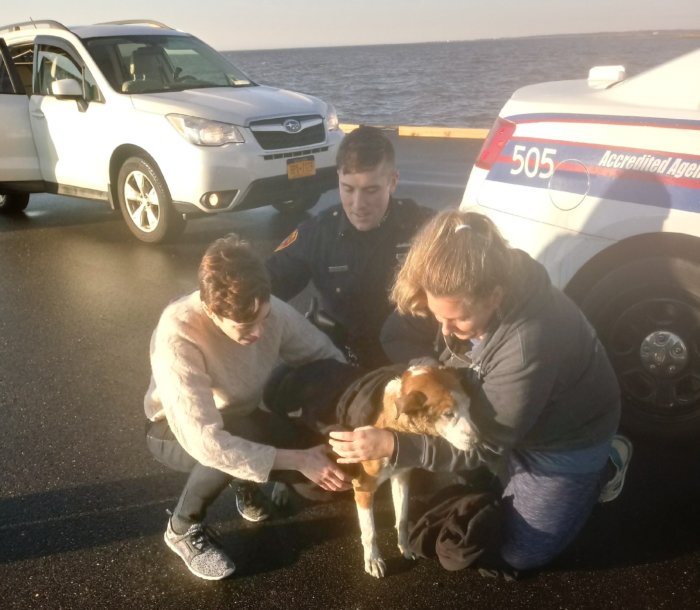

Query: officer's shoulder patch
(274, 229), (299, 252)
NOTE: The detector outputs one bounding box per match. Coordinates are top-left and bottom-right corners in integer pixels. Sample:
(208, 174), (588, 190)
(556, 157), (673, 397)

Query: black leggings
(146, 408), (323, 530)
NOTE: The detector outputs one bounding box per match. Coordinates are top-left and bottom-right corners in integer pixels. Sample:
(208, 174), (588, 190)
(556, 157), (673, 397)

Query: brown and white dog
(351, 364), (476, 578)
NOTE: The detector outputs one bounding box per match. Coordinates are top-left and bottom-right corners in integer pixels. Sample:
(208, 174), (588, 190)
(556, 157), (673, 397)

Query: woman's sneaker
(164, 519), (236, 580)
(235, 482), (270, 522)
(599, 435), (633, 503)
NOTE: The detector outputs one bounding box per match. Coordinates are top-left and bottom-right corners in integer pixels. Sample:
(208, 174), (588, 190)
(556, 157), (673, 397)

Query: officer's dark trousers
(145, 408), (322, 532)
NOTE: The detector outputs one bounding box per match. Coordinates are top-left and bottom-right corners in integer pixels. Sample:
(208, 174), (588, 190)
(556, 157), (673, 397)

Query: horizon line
(221, 27), (700, 53)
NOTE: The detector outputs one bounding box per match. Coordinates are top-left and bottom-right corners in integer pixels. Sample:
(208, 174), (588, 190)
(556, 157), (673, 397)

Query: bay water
(225, 30), (700, 128)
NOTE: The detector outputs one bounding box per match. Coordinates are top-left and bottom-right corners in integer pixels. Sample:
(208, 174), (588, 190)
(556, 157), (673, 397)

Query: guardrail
(339, 123), (488, 139)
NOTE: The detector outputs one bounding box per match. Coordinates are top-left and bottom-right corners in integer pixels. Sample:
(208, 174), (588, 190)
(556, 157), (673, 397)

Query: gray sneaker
(599, 435), (633, 503)
(164, 519), (235, 580)
(235, 482), (270, 522)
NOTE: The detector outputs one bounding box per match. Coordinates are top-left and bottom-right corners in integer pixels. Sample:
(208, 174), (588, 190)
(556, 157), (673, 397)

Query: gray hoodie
(393, 250), (620, 473)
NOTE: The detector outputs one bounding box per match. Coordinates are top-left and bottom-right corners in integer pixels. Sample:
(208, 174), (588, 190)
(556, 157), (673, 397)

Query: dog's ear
(394, 390), (428, 419)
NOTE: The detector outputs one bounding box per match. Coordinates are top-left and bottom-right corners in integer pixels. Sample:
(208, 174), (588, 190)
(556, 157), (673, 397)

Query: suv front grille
(250, 115), (326, 150)
(262, 146), (329, 161)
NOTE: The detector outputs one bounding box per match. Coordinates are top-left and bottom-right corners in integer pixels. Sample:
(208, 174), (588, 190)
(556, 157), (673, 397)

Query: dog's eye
(442, 410), (456, 420)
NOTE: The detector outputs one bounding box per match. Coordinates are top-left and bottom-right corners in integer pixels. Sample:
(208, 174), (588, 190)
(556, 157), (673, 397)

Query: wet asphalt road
(1, 134), (698, 610)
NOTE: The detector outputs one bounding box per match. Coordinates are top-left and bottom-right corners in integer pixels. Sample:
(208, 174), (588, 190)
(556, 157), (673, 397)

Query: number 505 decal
(511, 145), (557, 179)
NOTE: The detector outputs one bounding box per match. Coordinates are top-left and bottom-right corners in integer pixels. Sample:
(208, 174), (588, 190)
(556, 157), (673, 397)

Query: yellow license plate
(287, 156), (316, 180)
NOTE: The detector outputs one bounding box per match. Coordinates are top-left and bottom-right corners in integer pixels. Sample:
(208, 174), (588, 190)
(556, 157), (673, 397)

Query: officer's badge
(274, 229), (299, 252)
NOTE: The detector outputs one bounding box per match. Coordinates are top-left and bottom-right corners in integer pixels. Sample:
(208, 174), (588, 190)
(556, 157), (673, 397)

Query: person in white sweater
(144, 234), (351, 580)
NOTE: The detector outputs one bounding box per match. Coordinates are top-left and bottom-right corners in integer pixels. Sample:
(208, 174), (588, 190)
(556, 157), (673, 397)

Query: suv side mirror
(51, 78), (82, 98)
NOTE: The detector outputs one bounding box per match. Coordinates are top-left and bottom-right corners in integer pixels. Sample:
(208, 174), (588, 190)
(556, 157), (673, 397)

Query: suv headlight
(325, 104), (339, 131)
(167, 114), (245, 146)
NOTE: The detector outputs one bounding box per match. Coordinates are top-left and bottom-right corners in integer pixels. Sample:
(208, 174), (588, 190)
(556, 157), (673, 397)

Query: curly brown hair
(198, 234), (271, 322)
(391, 210), (512, 316)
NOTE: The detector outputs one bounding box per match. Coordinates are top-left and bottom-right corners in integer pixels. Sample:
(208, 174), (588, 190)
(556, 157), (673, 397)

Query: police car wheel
(580, 257), (700, 441)
(0, 192), (30, 214)
(272, 195), (319, 215)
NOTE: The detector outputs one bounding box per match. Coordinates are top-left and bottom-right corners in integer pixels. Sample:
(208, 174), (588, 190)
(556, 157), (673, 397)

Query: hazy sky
(3, 1), (699, 50)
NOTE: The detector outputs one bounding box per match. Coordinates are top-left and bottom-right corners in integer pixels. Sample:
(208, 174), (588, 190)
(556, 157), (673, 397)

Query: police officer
(266, 125), (433, 369)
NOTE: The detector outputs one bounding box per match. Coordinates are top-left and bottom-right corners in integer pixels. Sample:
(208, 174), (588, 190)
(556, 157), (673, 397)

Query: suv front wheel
(117, 156), (185, 243)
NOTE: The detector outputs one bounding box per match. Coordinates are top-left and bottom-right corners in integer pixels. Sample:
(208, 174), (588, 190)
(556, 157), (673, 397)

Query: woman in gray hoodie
(330, 210), (628, 573)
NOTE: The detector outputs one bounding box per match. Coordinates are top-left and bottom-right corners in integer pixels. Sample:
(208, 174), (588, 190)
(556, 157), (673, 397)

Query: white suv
(0, 19), (343, 242)
(460, 48), (700, 440)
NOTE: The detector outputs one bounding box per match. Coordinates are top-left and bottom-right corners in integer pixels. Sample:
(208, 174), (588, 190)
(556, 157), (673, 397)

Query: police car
(460, 48), (700, 440)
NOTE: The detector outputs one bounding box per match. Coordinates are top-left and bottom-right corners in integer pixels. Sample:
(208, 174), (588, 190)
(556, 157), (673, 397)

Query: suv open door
(0, 38), (40, 212)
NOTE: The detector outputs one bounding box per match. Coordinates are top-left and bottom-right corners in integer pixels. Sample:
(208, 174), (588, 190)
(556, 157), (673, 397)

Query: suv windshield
(84, 34), (254, 94)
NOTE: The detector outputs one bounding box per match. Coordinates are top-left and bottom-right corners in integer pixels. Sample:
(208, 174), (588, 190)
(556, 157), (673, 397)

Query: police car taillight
(475, 117), (516, 171)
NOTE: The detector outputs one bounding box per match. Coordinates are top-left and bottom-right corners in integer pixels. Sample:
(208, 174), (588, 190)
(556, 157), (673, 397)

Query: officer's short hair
(336, 125), (396, 174)
(198, 234), (271, 322)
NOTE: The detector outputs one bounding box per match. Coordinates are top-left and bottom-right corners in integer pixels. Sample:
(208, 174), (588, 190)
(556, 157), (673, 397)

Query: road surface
(1, 134), (698, 609)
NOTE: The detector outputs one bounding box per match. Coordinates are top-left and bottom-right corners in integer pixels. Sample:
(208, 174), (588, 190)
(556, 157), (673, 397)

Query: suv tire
(117, 156), (185, 243)
(0, 193), (30, 214)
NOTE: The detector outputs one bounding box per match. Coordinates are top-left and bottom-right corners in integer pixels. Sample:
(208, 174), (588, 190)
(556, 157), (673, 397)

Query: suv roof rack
(95, 20), (172, 29)
(0, 19), (69, 35)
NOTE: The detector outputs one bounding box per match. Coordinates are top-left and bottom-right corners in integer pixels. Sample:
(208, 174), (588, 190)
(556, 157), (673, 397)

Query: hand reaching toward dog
(328, 426), (395, 463)
(274, 445), (352, 491)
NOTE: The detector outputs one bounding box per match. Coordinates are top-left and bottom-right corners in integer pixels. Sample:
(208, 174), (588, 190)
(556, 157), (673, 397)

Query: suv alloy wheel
(117, 156), (185, 243)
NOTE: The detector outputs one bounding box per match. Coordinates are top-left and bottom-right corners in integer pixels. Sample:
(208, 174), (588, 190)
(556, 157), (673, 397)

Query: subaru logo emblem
(283, 119), (302, 133)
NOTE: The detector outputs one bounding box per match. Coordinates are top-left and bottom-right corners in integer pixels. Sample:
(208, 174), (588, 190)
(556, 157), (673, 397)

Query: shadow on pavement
(552, 440), (700, 572)
(0, 473), (183, 564)
(2, 440), (698, 575)
(0, 472), (360, 567)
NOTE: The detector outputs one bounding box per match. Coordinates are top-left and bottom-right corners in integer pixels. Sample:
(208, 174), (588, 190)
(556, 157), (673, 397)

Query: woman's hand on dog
(329, 426), (395, 463)
(275, 445), (353, 491)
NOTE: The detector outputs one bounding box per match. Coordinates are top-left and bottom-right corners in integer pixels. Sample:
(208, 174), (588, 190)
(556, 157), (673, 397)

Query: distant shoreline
(226, 28), (700, 53)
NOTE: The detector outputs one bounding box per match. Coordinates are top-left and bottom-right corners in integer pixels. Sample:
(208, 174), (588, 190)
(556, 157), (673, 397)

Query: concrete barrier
(339, 123), (488, 139)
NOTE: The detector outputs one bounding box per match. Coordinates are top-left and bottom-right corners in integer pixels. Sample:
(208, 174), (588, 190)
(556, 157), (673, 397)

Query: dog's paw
(397, 532), (416, 560)
(398, 544), (416, 560)
(270, 481), (290, 507)
(364, 557), (386, 578)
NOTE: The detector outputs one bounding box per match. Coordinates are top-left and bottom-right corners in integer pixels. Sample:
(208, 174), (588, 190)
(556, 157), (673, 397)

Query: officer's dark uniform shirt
(266, 198), (433, 369)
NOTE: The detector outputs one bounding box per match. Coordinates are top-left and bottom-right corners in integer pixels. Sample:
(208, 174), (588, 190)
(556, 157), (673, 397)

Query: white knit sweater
(144, 292), (344, 482)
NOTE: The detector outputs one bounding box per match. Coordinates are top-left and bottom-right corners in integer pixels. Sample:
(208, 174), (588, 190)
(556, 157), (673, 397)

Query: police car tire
(0, 192), (30, 214)
(579, 257), (700, 441)
(272, 195), (319, 215)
